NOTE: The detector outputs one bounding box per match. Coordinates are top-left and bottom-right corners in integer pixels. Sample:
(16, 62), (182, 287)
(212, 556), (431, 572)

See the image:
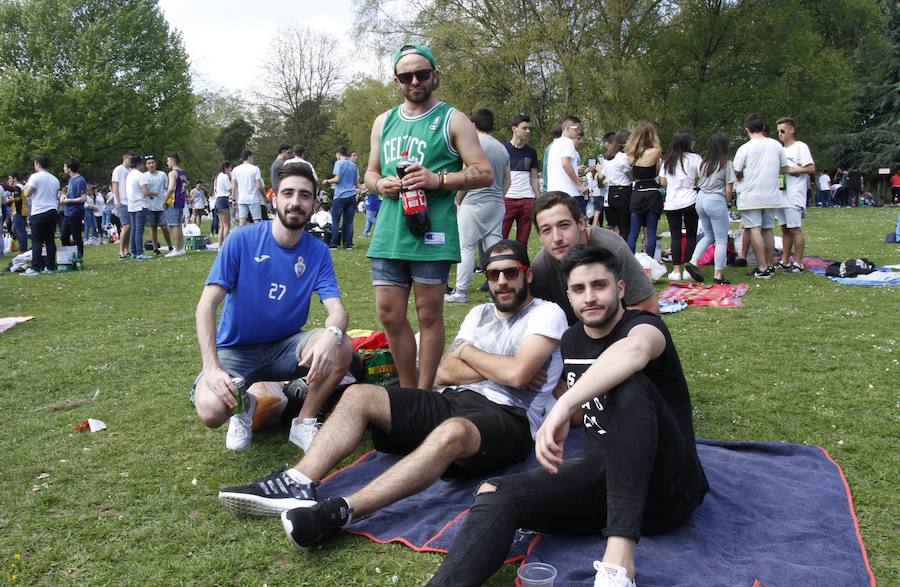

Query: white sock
(284, 468), (313, 485)
(300, 417), (317, 425)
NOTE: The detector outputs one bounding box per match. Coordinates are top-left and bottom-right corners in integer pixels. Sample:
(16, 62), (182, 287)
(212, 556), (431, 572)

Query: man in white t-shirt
(21, 155), (61, 275)
(231, 149), (265, 225)
(775, 117), (815, 273)
(546, 115), (588, 202)
(125, 155), (151, 260)
(140, 155), (172, 255)
(733, 113), (788, 279)
(285, 145), (319, 184)
(817, 172), (831, 207)
(110, 150), (133, 259)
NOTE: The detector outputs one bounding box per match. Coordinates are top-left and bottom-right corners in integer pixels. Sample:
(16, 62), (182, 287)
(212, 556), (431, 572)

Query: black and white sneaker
(281, 497), (353, 550)
(753, 268), (773, 279)
(218, 470), (317, 517)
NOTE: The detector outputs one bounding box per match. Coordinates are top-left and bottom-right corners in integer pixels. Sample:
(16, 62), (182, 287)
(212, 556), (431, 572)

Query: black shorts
(372, 387), (533, 479)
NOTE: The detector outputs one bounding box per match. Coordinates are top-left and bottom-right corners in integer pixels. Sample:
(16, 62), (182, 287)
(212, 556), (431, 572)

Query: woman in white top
(659, 130), (702, 281)
(214, 161), (233, 249)
(190, 181), (208, 226)
(92, 187), (105, 239)
(602, 130), (632, 236)
(83, 186), (99, 241)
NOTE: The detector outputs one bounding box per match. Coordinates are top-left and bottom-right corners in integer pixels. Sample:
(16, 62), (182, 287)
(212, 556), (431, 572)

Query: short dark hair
(321, 202), (332, 211)
(562, 115), (581, 127)
(744, 113), (766, 133)
(275, 162), (317, 192)
(130, 155), (144, 167)
(337, 146), (348, 157)
(8, 172), (19, 180)
(470, 108), (494, 132)
(278, 143), (292, 153)
(33, 155), (50, 169)
(241, 149), (253, 162)
(65, 157), (80, 172)
(122, 150), (133, 158)
(293, 145), (306, 157)
(533, 191), (583, 225)
(167, 153), (180, 164)
(510, 113), (530, 128)
(220, 160), (231, 172)
(560, 244), (622, 281)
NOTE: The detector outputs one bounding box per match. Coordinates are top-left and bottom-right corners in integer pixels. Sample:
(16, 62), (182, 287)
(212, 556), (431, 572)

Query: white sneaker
(174, 248), (187, 256)
(225, 393), (256, 451)
(444, 290), (468, 304)
(593, 561), (636, 587)
(667, 270), (683, 281)
(289, 417), (321, 452)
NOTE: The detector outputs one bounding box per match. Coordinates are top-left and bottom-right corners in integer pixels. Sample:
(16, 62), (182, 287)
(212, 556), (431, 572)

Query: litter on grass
(73, 418), (107, 432)
(0, 316), (33, 334)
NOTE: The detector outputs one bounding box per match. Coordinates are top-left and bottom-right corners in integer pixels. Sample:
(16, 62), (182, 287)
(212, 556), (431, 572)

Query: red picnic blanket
(657, 283), (750, 307)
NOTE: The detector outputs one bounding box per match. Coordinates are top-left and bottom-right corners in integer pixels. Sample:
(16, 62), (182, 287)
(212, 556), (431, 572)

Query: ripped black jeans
(428, 374), (708, 587)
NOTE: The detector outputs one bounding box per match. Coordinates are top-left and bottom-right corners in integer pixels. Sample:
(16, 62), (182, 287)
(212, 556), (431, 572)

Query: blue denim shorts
(189, 329), (317, 404)
(370, 257), (452, 288)
(146, 210), (164, 227)
(115, 205), (130, 225)
(163, 207), (183, 226)
(214, 197), (230, 212)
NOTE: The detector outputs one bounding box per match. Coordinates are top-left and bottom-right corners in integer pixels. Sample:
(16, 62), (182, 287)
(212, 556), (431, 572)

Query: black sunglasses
(396, 69), (433, 84)
(485, 265), (527, 282)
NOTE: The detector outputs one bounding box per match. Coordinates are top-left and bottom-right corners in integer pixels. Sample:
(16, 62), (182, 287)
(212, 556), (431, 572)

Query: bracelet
(438, 170), (448, 189)
(374, 178), (383, 194)
(326, 325), (343, 341)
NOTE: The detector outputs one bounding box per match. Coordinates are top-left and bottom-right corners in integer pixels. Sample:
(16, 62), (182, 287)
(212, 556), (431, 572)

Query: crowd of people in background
(2, 111), (893, 281)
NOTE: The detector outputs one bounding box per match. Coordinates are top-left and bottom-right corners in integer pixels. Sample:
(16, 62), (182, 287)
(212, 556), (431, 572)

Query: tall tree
(0, 0), (193, 181)
(257, 26), (345, 172)
(215, 118), (255, 162)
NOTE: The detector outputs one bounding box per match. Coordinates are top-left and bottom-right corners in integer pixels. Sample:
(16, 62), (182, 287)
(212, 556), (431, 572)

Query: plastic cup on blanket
(517, 562), (557, 586)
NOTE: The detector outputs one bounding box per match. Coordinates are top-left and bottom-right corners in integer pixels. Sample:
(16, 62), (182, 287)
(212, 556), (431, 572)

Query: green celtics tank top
(368, 101), (463, 262)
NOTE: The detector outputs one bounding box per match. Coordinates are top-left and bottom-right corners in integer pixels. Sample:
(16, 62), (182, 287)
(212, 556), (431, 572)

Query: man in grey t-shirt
(531, 192), (659, 325)
(446, 108), (511, 304)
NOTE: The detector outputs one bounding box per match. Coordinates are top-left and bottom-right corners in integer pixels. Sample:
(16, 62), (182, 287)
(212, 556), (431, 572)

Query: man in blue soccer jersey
(191, 163), (354, 452)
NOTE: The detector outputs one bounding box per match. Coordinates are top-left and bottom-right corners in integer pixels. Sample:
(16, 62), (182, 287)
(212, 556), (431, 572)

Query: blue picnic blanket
(319, 434), (875, 586)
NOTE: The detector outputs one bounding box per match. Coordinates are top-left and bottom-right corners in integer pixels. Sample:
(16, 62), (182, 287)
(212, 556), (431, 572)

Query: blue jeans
(330, 196), (356, 247)
(129, 209), (147, 257)
(83, 213), (98, 239)
(363, 209), (378, 236)
(12, 215), (27, 252)
(693, 192), (729, 270)
(102, 210), (112, 227)
(626, 211), (660, 255)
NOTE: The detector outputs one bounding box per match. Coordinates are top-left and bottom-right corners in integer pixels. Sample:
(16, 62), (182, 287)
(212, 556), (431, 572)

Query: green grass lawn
(1, 207), (898, 585)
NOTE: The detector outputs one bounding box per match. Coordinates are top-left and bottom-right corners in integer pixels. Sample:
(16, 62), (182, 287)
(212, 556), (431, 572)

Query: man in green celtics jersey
(364, 43), (494, 391)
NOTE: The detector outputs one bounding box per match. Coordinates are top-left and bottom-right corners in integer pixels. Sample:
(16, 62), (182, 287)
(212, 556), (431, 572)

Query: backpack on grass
(825, 258), (876, 278)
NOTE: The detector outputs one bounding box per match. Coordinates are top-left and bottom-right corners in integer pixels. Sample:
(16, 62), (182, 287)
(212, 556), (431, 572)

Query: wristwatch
(326, 325), (343, 341)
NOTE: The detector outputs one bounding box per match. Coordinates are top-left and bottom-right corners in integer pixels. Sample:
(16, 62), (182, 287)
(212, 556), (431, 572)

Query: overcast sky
(157, 0), (387, 94)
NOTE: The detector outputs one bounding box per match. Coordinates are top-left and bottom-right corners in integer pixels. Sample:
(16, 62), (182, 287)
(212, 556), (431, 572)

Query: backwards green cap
(392, 44), (436, 72)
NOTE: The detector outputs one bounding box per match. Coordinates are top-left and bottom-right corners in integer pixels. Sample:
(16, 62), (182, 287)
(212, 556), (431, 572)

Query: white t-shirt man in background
(775, 117), (815, 272)
(125, 155), (151, 260)
(546, 116), (588, 201)
(110, 150), (133, 258)
(21, 155), (61, 274)
(733, 113), (788, 278)
(231, 149), (265, 225)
